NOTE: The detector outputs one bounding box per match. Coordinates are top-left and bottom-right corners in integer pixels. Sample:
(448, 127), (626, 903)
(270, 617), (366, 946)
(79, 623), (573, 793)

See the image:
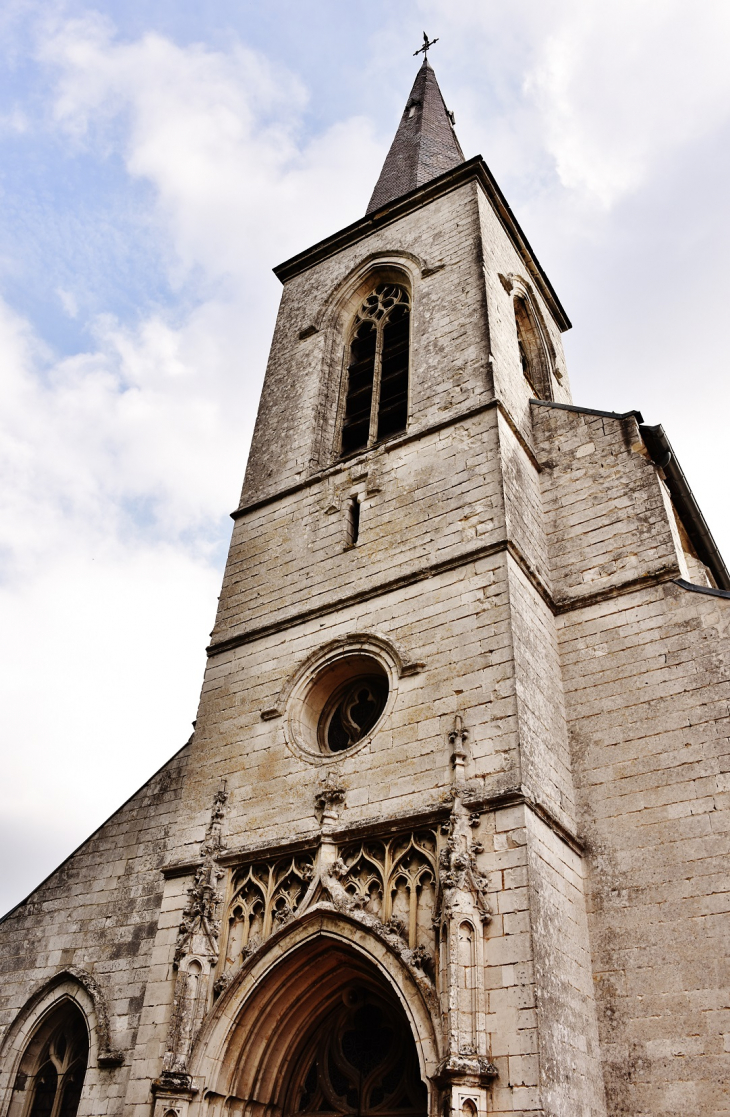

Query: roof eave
(273, 155), (572, 333)
(640, 423), (730, 591)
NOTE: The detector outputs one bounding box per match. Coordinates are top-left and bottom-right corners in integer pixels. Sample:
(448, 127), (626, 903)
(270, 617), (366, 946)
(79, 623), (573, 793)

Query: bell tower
(4, 47), (729, 1117)
(144, 55), (606, 1117)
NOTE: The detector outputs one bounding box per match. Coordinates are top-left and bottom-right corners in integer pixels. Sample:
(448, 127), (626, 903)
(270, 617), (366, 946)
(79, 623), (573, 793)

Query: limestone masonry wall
(178, 557), (522, 861)
(242, 182), (492, 508)
(532, 404), (682, 606)
(215, 410), (505, 644)
(0, 748), (189, 1117)
(476, 189), (572, 446)
(561, 581), (730, 1115)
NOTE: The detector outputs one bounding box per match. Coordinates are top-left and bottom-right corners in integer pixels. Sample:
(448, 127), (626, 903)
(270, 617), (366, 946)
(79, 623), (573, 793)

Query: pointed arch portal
(193, 919), (437, 1117)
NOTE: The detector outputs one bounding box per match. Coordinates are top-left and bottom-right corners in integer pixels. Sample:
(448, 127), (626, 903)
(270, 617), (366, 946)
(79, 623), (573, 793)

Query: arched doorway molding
(188, 909), (442, 1116)
(0, 968), (121, 1117)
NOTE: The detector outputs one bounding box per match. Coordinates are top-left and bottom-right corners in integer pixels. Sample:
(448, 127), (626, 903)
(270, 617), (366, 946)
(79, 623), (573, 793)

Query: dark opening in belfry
(514, 295), (552, 401)
(341, 284), (410, 456)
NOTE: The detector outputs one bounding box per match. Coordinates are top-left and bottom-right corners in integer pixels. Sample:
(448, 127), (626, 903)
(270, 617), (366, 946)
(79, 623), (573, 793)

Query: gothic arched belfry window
(514, 294), (553, 401)
(11, 1001), (88, 1117)
(340, 284), (410, 456)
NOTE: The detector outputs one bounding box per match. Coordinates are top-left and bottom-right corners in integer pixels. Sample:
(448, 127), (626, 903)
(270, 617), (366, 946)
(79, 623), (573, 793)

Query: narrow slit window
(341, 284), (410, 456)
(345, 496), (360, 547)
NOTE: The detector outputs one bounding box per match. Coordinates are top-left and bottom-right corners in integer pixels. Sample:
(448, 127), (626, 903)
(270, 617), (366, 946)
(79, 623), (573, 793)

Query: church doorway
(204, 933), (429, 1117)
(285, 986), (426, 1117)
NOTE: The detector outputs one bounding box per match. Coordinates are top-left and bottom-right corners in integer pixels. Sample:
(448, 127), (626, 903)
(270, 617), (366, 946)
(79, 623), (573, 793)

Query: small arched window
(11, 1002), (88, 1117)
(341, 284), (410, 456)
(514, 295), (552, 401)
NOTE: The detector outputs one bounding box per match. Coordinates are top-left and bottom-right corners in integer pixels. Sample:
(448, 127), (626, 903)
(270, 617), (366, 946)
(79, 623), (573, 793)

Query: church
(1, 56), (728, 1117)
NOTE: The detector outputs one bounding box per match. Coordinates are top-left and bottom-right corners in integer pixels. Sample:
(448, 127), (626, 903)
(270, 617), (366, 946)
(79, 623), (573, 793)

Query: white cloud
(525, 0), (730, 207)
(57, 286), (78, 316)
(0, 17), (384, 914)
(40, 16), (379, 277)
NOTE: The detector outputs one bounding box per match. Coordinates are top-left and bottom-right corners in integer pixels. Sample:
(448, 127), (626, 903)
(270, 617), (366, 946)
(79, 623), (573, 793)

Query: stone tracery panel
(219, 828), (446, 974)
(337, 831), (441, 950)
(222, 853), (316, 970)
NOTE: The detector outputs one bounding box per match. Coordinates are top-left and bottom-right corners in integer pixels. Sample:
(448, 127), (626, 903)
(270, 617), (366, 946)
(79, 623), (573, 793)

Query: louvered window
(341, 285), (410, 457)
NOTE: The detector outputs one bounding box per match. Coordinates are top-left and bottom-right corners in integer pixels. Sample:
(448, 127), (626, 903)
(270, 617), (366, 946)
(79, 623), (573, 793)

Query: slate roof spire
(366, 59), (465, 214)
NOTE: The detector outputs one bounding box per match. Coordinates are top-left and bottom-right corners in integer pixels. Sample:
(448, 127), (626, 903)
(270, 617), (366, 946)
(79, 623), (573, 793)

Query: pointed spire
(366, 60), (465, 215)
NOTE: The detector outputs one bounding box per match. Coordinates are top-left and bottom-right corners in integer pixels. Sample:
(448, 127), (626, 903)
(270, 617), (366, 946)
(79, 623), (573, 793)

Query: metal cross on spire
(413, 31), (439, 60)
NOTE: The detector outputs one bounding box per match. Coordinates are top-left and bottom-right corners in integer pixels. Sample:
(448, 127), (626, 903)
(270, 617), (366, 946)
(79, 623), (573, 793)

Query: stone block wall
(175, 556), (523, 862)
(506, 561), (574, 830)
(523, 809), (606, 1117)
(559, 580), (730, 1114)
(241, 182), (493, 508)
(481, 804), (606, 1116)
(214, 408), (506, 647)
(532, 404), (682, 608)
(0, 747), (190, 1116)
(242, 171), (573, 512)
(477, 191), (572, 447)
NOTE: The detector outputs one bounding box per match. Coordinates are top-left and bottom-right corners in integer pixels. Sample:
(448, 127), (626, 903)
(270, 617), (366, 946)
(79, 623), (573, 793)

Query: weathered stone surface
(1, 93), (728, 1117)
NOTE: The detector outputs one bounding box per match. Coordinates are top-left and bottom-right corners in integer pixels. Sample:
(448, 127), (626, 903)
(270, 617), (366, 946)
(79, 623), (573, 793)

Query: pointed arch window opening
(13, 1002), (89, 1117)
(340, 284), (411, 458)
(514, 295), (553, 402)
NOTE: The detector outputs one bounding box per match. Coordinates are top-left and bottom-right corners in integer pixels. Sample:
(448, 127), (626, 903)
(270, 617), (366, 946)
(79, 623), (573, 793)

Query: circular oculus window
(318, 675), (388, 753)
(286, 652), (391, 759)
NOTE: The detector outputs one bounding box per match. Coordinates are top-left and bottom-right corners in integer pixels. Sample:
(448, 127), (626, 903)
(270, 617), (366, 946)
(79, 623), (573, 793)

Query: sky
(2, 0), (730, 917)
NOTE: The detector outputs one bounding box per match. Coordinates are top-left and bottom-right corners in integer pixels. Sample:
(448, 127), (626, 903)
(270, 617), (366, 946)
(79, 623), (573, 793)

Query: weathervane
(414, 31), (439, 60)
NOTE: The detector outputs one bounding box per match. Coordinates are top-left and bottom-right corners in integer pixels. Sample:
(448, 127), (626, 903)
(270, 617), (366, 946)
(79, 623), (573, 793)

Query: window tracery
(290, 995), (427, 1117)
(318, 676), (388, 753)
(13, 1002), (88, 1117)
(218, 827), (443, 987)
(337, 831), (439, 949)
(341, 284), (410, 456)
(284, 649), (391, 760)
(223, 853), (315, 968)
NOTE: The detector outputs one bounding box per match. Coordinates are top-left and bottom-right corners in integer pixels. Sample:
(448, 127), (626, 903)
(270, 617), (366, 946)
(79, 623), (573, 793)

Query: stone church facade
(1, 60), (729, 1117)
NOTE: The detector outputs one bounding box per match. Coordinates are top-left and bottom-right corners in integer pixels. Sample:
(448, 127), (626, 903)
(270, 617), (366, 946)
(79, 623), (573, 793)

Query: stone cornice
(231, 397), (540, 522)
(206, 530), (686, 658)
(160, 787), (583, 881)
(273, 156), (571, 333)
(207, 537), (515, 656)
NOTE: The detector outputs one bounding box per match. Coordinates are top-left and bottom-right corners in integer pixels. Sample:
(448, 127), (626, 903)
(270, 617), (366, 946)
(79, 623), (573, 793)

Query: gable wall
(0, 748), (190, 1117)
